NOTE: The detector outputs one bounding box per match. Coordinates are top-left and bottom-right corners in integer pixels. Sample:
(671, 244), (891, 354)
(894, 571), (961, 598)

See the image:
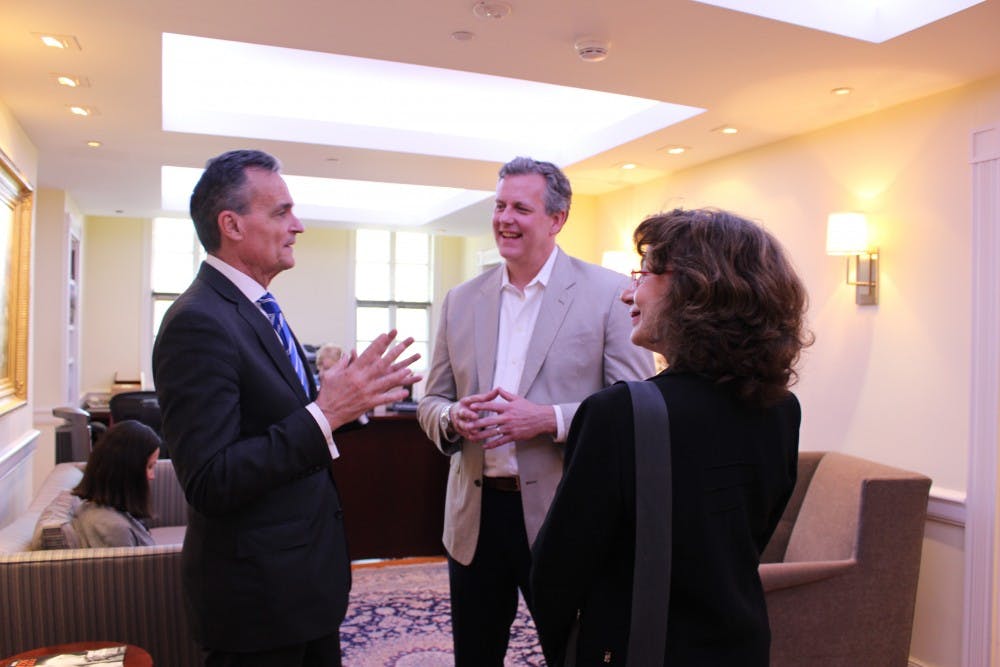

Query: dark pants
(448, 485), (534, 667)
(204, 631), (341, 667)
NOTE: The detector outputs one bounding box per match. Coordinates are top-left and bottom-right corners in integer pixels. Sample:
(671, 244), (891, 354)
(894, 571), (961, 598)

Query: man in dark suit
(153, 149), (419, 667)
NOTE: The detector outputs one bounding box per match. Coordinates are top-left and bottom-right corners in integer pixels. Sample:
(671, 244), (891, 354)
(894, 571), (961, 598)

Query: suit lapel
(518, 250), (575, 396)
(200, 263), (312, 402)
(474, 267), (503, 393)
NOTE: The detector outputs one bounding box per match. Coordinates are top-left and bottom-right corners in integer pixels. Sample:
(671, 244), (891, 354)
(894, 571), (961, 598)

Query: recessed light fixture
(86, 140), (102, 148)
(620, 162), (638, 170)
(472, 1), (511, 20)
(36, 33), (81, 50)
(831, 87), (853, 96)
(451, 30), (475, 41)
(68, 105), (94, 116)
(665, 146), (688, 155)
(713, 125), (738, 135)
(54, 74), (90, 88)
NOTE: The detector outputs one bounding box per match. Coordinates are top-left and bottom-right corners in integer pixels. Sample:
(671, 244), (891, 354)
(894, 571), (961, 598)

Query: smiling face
(621, 265), (673, 356)
(492, 173), (566, 286)
(220, 167), (303, 287)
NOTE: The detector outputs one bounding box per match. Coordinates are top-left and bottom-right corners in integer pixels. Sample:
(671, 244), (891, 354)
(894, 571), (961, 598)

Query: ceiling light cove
(161, 33), (704, 167)
(691, 0), (984, 43)
(161, 166), (493, 227)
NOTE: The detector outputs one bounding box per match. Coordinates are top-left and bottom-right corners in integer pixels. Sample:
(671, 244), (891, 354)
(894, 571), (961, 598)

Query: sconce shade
(826, 212), (869, 255)
(600, 250), (633, 276)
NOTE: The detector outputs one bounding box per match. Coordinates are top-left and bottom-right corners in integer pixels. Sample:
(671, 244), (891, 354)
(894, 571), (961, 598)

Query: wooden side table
(2, 641), (152, 666)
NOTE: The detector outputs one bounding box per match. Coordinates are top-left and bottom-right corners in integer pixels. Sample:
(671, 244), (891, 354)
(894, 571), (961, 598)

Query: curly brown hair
(634, 208), (813, 405)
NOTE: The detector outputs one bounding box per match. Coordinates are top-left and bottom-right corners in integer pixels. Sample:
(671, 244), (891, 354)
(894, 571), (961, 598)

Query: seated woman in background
(71, 420), (160, 547)
(531, 208), (813, 666)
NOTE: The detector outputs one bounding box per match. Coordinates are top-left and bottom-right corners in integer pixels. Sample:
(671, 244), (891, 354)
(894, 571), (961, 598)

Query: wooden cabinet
(331, 412), (449, 561)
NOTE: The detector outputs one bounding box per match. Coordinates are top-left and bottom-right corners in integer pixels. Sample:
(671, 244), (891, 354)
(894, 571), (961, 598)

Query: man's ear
(549, 210), (567, 236)
(218, 211), (243, 241)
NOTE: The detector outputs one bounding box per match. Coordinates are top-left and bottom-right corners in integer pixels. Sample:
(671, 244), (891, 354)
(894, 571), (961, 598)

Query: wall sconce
(600, 250), (633, 276)
(826, 212), (878, 305)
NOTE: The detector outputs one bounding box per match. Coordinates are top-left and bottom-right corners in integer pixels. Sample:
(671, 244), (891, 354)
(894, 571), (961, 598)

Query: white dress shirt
(483, 247), (566, 478)
(205, 255), (338, 459)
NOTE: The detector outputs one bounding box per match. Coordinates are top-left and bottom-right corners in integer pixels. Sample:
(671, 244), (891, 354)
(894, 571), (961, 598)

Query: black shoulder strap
(626, 380), (671, 667)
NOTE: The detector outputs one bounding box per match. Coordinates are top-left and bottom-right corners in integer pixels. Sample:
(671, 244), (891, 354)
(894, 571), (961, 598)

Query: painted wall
(80, 216), (148, 395)
(592, 75), (1000, 667)
(268, 225), (354, 350)
(31, 188), (84, 494)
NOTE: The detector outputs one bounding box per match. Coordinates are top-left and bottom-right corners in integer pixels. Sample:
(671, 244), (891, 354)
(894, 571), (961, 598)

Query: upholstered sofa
(0, 460), (200, 666)
(760, 451), (932, 667)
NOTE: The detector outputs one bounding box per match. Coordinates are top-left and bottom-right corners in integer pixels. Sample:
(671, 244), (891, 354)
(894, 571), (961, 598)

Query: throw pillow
(30, 490), (82, 550)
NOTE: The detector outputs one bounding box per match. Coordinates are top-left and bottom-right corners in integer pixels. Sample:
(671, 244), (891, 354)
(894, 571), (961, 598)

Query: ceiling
(1, 0), (999, 236)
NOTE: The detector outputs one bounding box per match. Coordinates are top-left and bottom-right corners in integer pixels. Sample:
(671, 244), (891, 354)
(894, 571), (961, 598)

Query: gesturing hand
(316, 329), (422, 431)
(467, 387), (557, 449)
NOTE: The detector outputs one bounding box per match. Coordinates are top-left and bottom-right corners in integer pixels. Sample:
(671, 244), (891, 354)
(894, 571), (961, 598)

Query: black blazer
(530, 370), (799, 666)
(153, 262), (350, 652)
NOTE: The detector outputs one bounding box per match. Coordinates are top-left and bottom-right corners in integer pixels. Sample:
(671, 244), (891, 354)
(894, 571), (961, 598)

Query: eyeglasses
(628, 269), (674, 289)
(629, 270), (653, 288)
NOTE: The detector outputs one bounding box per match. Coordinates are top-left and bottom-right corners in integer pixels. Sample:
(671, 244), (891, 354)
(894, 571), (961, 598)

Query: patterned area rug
(341, 559), (545, 666)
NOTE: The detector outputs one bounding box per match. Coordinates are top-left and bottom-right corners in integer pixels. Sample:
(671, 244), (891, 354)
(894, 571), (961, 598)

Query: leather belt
(482, 476), (521, 492)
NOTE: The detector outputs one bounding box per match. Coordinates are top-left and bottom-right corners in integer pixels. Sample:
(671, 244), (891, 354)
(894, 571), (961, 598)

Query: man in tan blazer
(417, 156), (654, 666)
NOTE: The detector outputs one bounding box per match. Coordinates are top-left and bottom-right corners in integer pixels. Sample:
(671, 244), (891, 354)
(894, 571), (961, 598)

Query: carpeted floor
(341, 559), (545, 666)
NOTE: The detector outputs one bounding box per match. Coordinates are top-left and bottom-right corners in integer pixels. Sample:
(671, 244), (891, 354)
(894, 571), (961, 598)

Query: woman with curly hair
(531, 208), (812, 665)
(71, 419), (161, 547)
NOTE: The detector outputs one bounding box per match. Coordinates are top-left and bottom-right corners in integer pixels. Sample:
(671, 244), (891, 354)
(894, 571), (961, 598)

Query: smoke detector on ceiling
(473, 1), (511, 20)
(574, 38), (610, 62)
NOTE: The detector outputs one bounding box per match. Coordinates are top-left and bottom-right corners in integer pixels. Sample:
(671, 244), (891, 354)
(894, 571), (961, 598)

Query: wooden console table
(331, 411), (449, 561)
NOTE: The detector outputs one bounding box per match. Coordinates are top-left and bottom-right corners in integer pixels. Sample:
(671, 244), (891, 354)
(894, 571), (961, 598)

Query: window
(151, 217), (204, 340)
(354, 229), (431, 379)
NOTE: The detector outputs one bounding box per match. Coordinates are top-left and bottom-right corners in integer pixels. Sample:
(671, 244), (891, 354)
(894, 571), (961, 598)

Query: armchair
(760, 451), (932, 667)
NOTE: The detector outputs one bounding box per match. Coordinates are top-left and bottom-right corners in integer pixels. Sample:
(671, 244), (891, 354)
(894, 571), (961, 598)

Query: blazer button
(335, 509), (344, 519)
(474, 479), (482, 487)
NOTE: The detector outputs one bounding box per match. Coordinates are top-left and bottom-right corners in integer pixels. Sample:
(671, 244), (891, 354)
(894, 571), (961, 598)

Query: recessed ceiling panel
(162, 33), (704, 166)
(162, 166), (494, 226)
(692, 0), (984, 42)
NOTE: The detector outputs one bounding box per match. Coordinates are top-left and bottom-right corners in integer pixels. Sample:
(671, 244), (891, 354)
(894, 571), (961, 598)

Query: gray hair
(498, 157), (572, 216)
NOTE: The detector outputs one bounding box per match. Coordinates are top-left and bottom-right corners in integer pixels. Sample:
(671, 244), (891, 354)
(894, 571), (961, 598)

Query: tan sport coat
(417, 248), (654, 565)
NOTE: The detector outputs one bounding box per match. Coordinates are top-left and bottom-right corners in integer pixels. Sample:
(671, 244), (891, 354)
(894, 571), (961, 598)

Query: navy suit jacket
(153, 262), (350, 651)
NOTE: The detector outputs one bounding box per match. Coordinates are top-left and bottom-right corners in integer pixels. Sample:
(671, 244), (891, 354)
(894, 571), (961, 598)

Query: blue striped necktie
(257, 292), (310, 396)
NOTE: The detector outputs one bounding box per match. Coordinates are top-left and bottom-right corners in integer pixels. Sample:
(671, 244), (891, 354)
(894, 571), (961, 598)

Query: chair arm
(759, 558), (857, 593)
(0, 545), (200, 667)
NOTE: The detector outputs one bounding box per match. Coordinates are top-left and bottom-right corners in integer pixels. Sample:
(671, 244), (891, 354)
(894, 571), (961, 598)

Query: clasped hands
(449, 387), (556, 450)
(316, 329), (422, 431)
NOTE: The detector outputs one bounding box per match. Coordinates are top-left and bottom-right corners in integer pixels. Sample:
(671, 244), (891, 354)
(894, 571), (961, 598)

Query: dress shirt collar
(205, 254), (268, 305)
(501, 245), (559, 293)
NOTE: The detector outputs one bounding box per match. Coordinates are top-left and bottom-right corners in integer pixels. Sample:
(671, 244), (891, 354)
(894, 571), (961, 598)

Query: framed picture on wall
(0, 148), (32, 416)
